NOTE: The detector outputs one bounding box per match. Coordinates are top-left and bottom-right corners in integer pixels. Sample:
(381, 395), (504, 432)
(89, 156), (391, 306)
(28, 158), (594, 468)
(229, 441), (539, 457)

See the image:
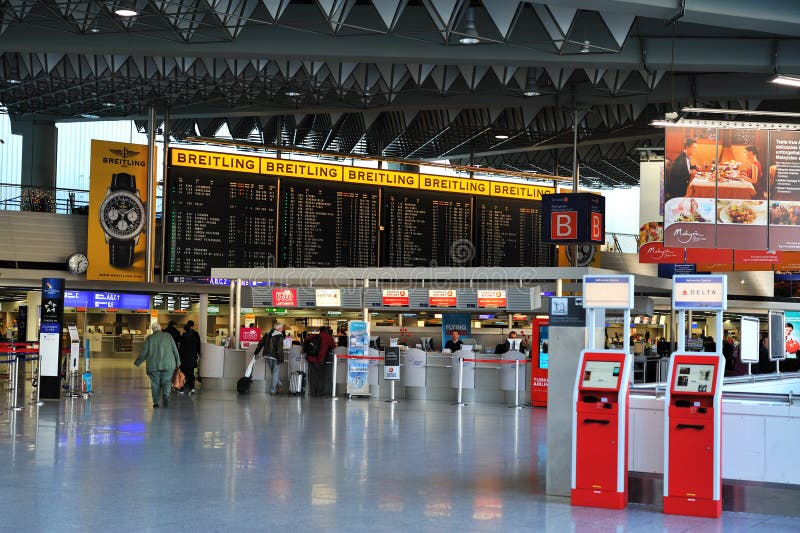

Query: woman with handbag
(134, 322), (181, 408)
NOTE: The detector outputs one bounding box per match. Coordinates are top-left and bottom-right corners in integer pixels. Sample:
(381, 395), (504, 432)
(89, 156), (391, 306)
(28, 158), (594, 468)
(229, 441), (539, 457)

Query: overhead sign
(582, 275), (634, 309)
(428, 289), (457, 307)
(65, 290), (150, 309)
(315, 288), (341, 307)
(541, 193), (605, 244)
(171, 148), (552, 200)
(272, 288), (298, 307)
(477, 289), (507, 308)
(672, 275), (727, 310)
(382, 289), (409, 307)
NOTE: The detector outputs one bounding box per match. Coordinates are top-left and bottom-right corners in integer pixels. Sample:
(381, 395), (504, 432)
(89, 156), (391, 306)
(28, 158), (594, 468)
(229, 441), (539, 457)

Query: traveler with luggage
(179, 320), (201, 395)
(255, 323), (285, 395)
(305, 327), (336, 396)
(134, 322), (181, 408)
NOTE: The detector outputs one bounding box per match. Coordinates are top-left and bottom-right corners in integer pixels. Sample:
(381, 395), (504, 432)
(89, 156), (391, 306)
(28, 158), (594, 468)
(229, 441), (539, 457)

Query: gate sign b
(541, 193), (605, 244)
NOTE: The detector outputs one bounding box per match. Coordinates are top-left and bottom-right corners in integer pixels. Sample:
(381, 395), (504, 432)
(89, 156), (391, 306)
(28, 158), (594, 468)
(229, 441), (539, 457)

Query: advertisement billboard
(87, 140), (151, 282)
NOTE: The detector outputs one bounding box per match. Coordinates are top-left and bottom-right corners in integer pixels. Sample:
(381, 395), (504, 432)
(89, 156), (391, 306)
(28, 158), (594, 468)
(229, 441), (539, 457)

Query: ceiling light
(89, 27), (100, 33)
(523, 89), (540, 97)
(459, 7), (480, 45)
(7, 79), (20, 84)
(770, 74), (800, 88)
(102, 102), (115, 107)
(494, 134), (509, 140)
(114, 7), (138, 17)
(80, 113), (100, 119)
(580, 40), (591, 53)
(285, 90), (301, 97)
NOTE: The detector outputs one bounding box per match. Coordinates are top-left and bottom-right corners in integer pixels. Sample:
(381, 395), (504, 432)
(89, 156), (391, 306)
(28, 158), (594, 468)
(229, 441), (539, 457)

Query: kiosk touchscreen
(530, 318), (549, 407)
(664, 353), (724, 518)
(571, 350), (632, 509)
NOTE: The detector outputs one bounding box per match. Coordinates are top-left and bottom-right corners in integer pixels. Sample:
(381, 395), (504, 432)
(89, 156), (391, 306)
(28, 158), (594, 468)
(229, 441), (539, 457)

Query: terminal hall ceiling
(2, 0), (800, 187)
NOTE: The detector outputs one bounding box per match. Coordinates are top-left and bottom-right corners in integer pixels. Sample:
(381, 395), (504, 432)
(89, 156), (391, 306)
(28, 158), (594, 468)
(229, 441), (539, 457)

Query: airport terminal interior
(2, 0), (800, 530)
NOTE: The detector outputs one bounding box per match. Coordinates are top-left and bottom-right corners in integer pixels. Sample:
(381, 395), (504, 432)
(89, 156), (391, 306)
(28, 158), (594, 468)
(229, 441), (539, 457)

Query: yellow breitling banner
(169, 148), (553, 198)
(88, 140), (151, 282)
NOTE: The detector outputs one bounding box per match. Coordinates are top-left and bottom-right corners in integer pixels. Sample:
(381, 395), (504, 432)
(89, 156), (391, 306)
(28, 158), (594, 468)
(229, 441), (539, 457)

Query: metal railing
(605, 232), (639, 254)
(0, 183), (163, 215)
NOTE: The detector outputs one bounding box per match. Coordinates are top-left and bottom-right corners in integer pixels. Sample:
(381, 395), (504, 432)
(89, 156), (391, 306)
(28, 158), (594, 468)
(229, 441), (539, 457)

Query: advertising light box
(672, 275), (727, 310)
(582, 275), (634, 309)
(739, 316), (760, 364)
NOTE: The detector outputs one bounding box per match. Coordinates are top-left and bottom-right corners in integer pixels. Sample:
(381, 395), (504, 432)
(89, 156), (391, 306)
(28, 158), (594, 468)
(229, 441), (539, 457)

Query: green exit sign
(265, 308), (287, 315)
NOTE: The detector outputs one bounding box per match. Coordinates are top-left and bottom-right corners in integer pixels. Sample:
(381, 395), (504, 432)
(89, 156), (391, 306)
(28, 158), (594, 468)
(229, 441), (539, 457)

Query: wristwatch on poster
(99, 173), (146, 268)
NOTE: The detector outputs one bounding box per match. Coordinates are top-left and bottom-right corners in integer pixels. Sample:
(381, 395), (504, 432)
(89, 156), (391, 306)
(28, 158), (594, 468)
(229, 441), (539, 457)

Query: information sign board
(582, 275), (634, 309)
(672, 275), (727, 311)
(384, 346), (400, 380)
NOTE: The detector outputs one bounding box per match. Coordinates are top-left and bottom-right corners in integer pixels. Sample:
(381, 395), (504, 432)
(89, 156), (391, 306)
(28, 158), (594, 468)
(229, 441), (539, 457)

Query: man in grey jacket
(135, 322), (181, 408)
(255, 323), (285, 395)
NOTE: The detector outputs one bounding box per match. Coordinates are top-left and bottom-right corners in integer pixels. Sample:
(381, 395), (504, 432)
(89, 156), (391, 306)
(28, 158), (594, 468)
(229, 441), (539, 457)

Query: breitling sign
(87, 139), (152, 282)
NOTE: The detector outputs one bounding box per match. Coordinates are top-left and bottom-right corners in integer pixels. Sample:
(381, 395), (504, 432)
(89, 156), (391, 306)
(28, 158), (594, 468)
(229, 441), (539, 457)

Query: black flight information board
(475, 197), (554, 267)
(166, 167), (278, 276)
(382, 190), (472, 267)
(278, 179), (378, 267)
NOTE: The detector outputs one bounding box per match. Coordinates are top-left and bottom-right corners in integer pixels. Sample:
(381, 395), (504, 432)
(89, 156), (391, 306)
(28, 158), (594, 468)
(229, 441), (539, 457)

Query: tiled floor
(0, 359), (798, 532)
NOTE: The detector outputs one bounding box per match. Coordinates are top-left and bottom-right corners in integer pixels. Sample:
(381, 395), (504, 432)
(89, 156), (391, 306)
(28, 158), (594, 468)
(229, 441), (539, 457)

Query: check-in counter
(199, 343), (250, 391)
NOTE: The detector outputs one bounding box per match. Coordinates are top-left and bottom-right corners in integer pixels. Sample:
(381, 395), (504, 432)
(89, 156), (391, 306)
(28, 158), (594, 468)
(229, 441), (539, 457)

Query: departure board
(278, 179), (378, 267)
(382, 190), (472, 267)
(166, 168), (278, 276)
(475, 197), (554, 267)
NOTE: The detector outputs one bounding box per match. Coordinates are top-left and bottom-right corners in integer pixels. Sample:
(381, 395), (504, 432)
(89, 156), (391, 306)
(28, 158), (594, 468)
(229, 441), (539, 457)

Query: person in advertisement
(444, 330), (463, 352)
(667, 138), (698, 201)
(742, 145), (763, 198)
(134, 322), (181, 409)
(178, 320), (201, 396)
(255, 323), (285, 395)
(785, 323), (800, 372)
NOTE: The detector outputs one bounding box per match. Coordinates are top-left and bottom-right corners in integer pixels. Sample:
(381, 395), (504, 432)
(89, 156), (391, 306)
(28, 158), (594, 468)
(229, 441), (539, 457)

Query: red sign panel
(734, 250), (781, 264)
(477, 290), (507, 308)
(638, 242), (684, 264)
(591, 212), (603, 241)
(271, 288), (297, 307)
(239, 327), (262, 348)
(551, 211), (578, 240)
(382, 289), (409, 307)
(428, 289), (457, 307)
(685, 248), (733, 265)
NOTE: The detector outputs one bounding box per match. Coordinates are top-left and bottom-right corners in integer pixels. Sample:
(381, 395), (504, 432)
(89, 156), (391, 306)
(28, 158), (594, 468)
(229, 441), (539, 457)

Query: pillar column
(10, 118), (58, 188)
(198, 293), (208, 342)
(25, 290), (41, 342)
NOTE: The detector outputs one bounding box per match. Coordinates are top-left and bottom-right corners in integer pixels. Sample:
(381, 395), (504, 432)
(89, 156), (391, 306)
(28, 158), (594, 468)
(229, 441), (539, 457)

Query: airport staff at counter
(444, 331), (463, 352)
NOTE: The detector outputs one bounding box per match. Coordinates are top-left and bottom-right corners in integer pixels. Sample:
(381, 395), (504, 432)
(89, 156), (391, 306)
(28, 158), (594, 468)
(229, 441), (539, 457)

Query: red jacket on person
(307, 330), (336, 365)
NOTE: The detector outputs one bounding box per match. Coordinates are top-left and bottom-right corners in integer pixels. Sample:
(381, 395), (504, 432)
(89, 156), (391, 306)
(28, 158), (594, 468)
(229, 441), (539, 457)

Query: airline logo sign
(272, 288), (298, 307)
(673, 275), (727, 310)
(382, 289), (409, 307)
(477, 290), (507, 308)
(315, 288), (341, 307)
(541, 193), (605, 244)
(428, 289), (457, 307)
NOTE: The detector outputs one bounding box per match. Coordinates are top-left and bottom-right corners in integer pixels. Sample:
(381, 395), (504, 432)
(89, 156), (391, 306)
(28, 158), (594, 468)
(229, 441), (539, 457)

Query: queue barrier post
(10, 354), (23, 411)
(386, 378), (398, 404)
(508, 359), (524, 409)
(452, 356), (467, 406)
(332, 353), (338, 399)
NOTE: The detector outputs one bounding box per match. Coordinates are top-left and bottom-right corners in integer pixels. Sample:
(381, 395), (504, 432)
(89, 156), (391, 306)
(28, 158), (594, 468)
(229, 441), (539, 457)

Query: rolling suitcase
(237, 354), (258, 394)
(289, 371), (305, 395)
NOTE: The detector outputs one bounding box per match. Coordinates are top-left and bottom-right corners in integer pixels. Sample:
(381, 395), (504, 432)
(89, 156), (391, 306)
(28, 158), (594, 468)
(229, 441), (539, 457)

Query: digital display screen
(473, 197), (553, 267)
(64, 291), (150, 309)
(739, 317), (760, 364)
(673, 363), (715, 393)
(769, 310), (786, 361)
(581, 360), (621, 390)
(165, 167), (278, 276)
(538, 325), (549, 369)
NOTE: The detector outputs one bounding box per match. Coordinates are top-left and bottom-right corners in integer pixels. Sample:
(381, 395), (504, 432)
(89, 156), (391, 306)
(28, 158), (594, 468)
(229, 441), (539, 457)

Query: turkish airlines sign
(428, 289), (457, 307)
(382, 289), (409, 306)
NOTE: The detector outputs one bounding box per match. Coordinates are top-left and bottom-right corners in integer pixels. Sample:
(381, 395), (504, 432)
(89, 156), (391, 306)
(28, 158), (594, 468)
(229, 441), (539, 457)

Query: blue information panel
(672, 275), (727, 311)
(64, 291), (150, 309)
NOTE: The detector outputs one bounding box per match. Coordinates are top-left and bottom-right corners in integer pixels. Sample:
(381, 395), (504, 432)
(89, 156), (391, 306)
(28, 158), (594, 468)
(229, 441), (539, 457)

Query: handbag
(172, 368), (186, 390)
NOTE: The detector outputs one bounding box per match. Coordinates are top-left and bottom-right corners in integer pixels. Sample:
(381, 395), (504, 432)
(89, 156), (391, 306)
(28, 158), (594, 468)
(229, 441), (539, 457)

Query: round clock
(67, 253), (89, 274)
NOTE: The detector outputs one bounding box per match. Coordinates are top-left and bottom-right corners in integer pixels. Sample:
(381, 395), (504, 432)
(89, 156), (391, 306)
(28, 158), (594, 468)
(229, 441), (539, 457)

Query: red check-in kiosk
(663, 353), (724, 518)
(530, 318), (549, 407)
(571, 350), (632, 509)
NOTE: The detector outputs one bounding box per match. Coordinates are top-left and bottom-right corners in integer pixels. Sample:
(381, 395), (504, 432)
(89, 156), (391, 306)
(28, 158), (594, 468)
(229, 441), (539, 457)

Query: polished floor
(1, 360), (799, 532)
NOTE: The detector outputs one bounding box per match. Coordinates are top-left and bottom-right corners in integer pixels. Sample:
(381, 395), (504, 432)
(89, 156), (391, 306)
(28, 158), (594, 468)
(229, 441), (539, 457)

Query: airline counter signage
(272, 288), (298, 307)
(477, 290), (507, 308)
(673, 275), (727, 310)
(382, 289), (409, 307)
(429, 289), (457, 307)
(583, 275), (634, 310)
(541, 193), (605, 244)
(315, 288), (341, 307)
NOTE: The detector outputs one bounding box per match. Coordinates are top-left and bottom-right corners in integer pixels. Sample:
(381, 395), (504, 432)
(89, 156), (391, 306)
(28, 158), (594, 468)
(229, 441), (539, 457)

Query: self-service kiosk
(571, 350), (632, 509)
(530, 318), (549, 407)
(663, 353), (724, 518)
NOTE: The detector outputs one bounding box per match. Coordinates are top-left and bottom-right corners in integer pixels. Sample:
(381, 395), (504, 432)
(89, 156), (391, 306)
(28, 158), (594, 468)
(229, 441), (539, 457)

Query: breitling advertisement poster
(87, 139), (151, 282)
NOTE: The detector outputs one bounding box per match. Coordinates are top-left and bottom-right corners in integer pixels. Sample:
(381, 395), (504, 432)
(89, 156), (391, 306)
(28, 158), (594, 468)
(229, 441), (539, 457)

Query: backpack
(303, 335), (322, 359)
(237, 376), (252, 394)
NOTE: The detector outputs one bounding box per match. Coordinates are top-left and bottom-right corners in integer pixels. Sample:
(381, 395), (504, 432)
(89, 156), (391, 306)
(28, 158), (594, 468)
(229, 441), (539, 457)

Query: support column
(25, 290), (41, 342)
(10, 118), (57, 188)
(198, 293), (208, 342)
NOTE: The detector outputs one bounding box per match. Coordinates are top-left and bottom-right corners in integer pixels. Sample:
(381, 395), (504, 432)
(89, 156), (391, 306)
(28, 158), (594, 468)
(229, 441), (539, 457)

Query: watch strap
(111, 173), (136, 192)
(109, 238), (135, 267)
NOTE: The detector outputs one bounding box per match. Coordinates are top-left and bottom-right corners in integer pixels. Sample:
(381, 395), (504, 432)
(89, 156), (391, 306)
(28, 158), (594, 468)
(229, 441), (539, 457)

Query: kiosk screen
(581, 360), (621, 390)
(673, 363), (715, 393)
(538, 325), (549, 369)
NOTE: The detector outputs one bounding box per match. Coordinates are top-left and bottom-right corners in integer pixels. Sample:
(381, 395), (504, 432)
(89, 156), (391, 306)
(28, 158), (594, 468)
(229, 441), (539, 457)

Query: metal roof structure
(2, 0), (800, 187)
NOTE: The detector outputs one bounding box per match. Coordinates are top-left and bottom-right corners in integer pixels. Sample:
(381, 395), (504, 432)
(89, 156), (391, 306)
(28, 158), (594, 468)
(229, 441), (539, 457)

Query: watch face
(99, 191), (145, 239)
(68, 253), (89, 274)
